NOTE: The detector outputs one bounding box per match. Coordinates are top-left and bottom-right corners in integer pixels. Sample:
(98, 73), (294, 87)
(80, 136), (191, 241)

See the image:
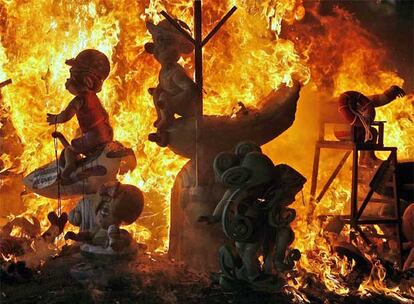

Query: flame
(0, 0), (309, 252)
(359, 261), (414, 303)
(0, 0), (412, 299)
(0, 153), (13, 173)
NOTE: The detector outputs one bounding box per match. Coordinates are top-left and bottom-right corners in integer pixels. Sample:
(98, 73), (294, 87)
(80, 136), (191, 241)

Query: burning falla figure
(65, 182), (144, 255)
(46, 49), (114, 180)
(24, 49), (136, 198)
(334, 85), (405, 166)
(199, 142), (306, 291)
(145, 19), (198, 147)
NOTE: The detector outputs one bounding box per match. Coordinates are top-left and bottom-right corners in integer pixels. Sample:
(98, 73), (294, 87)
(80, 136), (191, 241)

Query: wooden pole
(161, 2), (237, 186)
(202, 6), (237, 47)
(194, 0), (203, 186)
(160, 11), (195, 45)
(0, 79), (12, 88)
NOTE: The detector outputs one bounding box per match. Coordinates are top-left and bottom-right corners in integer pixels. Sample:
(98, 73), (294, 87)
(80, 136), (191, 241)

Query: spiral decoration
(234, 141), (262, 159)
(213, 151), (240, 179)
(221, 167), (252, 188)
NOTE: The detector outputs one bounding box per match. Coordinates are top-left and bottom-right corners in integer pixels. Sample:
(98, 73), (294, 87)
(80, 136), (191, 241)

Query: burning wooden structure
(0, 0), (413, 302)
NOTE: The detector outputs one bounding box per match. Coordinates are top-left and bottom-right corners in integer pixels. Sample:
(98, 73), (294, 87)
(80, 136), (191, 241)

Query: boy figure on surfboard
(46, 49), (113, 180)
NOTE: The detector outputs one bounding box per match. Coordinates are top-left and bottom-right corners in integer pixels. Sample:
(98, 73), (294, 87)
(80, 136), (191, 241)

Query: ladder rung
(356, 178), (394, 185)
(370, 197), (396, 203)
(357, 197), (396, 204)
(317, 141), (354, 150)
(342, 218), (401, 224)
(362, 233), (395, 239)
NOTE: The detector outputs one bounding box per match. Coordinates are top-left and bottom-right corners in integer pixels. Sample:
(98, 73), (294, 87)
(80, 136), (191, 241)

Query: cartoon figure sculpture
(143, 18), (302, 270)
(65, 182), (144, 256)
(199, 142), (306, 291)
(46, 49), (114, 180)
(334, 85), (405, 166)
(145, 20), (198, 146)
(23, 50), (137, 199)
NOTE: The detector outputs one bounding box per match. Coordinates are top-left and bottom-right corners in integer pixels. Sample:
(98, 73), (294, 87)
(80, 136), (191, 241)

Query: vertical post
(350, 147), (358, 243)
(308, 144), (320, 222)
(162, 2), (236, 187)
(310, 145), (320, 199)
(194, 0), (203, 186)
(391, 149), (403, 268)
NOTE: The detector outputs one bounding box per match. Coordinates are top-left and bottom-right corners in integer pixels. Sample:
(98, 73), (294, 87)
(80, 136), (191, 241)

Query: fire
(0, 0), (309, 250)
(359, 261), (413, 304)
(267, 3), (413, 300)
(0, 0), (412, 299)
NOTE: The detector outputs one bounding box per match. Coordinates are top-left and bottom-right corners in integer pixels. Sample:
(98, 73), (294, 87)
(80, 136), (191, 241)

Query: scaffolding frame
(310, 105), (404, 267)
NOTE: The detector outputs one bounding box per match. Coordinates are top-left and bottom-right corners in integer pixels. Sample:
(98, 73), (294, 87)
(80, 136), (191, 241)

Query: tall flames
(0, 0), (412, 299)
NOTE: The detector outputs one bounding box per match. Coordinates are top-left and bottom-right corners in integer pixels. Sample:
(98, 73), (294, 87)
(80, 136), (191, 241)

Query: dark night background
(318, 0), (413, 92)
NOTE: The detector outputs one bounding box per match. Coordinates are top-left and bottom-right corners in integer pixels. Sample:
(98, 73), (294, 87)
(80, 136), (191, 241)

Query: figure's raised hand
(387, 85), (406, 99)
(51, 131), (63, 139)
(47, 113), (58, 125)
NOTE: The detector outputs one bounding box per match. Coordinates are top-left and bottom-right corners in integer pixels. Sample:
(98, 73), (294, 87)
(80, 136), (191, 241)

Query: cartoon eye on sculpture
(144, 20), (198, 147)
(199, 142), (306, 291)
(23, 49), (137, 199)
(65, 182), (144, 256)
(334, 85), (405, 167)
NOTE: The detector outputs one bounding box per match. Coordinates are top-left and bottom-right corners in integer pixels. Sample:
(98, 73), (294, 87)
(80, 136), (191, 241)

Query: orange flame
(0, 0), (412, 299)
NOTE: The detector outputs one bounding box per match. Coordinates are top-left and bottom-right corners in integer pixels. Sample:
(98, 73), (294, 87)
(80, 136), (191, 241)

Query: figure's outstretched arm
(47, 96), (82, 125)
(369, 85), (405, 108)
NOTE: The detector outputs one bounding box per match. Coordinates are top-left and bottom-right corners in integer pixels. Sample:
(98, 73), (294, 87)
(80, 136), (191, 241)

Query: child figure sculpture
(145, 19), (198, 147)
(46, 49), (113, 180)
(65, 182), (144, 254)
